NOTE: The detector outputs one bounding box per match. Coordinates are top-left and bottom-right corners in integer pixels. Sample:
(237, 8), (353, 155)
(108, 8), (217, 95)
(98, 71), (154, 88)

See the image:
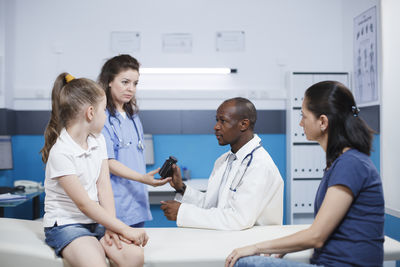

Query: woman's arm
(108, 159), (171, 186)
(225, 185), (354, 267)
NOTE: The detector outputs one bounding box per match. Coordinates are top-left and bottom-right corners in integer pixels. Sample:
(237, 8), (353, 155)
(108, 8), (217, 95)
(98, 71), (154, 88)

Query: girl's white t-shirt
(43, 128), (108, 227)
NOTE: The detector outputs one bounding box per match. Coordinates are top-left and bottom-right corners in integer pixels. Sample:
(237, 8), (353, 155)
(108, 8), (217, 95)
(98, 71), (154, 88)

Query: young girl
(225, 81), (385, 267)
(98, 55), (170, 227)
(41, 73), (148, 267)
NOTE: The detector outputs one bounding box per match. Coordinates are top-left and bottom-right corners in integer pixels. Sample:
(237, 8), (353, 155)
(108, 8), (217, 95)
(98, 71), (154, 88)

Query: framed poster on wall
(353, 6), (378, 106)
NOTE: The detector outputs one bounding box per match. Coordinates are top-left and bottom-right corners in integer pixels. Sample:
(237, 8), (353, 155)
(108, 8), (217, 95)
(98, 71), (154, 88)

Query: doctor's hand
(160, 200), (181, 221)
(168, 164), (184, 191)
(141, 168), (172, 187)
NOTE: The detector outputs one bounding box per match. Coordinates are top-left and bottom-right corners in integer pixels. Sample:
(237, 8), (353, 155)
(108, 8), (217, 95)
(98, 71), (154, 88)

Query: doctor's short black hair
(223, 97), (257, 130)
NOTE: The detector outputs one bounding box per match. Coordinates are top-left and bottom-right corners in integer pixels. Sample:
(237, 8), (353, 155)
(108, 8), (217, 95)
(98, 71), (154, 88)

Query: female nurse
(225, 81), (385, 267)
(98, 54), (171, 227)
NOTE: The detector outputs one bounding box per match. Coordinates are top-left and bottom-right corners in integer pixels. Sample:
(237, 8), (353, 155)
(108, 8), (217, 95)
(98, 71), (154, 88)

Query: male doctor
(161, 97), (283, 230)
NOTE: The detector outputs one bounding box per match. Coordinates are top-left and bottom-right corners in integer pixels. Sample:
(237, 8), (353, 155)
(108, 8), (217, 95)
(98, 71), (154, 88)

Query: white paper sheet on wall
(162, 33), (192, 53)
(111, 31), (141, 53)
(216, 31), (245, 52)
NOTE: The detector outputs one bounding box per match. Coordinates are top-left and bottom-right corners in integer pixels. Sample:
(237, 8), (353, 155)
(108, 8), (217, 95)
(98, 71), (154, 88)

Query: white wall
(2, 0), (16, 110)
(0, 0), (5, 108)
(381, 0), (400, 217)
(5, 0), (351, 110)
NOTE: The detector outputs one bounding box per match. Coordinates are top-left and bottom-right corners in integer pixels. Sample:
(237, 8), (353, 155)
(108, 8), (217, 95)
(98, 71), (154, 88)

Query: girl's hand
(104, 229), (132, 249)
(225, 245), (259, 267)
(142, 168), (172, 187)
(122, 227), (149, 247)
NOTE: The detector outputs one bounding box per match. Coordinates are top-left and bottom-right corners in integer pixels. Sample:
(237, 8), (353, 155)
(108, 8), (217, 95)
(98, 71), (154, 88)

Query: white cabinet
(287, 72), (349, 224)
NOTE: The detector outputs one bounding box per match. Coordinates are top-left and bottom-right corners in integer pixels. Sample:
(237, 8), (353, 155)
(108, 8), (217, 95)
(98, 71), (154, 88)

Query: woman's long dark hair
(305, 81), (374, 168)
(97, 54), (140, 117)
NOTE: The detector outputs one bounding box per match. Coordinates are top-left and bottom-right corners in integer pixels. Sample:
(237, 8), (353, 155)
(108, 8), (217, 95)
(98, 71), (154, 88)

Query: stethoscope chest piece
(109, 115), (144, 152)
(137, 140), (144, 151)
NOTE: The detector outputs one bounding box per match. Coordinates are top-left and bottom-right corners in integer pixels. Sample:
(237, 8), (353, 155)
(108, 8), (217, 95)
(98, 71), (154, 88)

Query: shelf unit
(287, 72), (349, 224)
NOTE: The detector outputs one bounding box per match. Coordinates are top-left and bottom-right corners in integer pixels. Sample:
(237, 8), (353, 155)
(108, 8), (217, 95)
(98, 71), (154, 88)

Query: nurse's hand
(160, 200), (181, 221)
(225, 245), (259, 267)
(141, 168), (172, 187)
(169, 164), (184, 191)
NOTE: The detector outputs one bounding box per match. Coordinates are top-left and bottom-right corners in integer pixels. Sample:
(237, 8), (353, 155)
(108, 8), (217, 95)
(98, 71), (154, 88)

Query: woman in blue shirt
(98, 55), (171, 227)
(225, 81), (384, 267)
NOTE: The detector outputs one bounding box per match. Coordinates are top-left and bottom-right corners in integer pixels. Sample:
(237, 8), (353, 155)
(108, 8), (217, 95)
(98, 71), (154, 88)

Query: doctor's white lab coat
(175, 134), (283, 230)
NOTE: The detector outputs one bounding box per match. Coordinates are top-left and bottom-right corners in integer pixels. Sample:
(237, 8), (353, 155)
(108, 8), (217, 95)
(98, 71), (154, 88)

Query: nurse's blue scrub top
(102, 110), (152, 225)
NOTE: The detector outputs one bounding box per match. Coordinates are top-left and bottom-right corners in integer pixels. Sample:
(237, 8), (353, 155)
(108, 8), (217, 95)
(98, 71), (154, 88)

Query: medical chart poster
(353, 6), (378, 105)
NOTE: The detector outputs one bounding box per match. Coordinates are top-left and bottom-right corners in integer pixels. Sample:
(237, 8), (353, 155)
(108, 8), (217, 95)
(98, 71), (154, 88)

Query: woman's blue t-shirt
(311, 149), (384, 267)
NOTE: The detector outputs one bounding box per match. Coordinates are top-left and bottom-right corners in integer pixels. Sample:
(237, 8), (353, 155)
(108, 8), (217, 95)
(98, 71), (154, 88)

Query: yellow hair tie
(65, 74), (75, 83)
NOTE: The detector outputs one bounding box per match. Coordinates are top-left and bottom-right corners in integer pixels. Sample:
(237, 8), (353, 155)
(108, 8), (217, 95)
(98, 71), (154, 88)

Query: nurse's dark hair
(224, 97), (257, 130)
(40, 73), (105, 163)
(304, 81), (374, 168)
(97, 54), (140, 117)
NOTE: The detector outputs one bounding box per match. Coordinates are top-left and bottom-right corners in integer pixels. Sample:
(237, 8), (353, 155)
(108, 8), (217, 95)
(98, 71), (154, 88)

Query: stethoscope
(108, 115), (144, 151)
(229, 142), (262, 192)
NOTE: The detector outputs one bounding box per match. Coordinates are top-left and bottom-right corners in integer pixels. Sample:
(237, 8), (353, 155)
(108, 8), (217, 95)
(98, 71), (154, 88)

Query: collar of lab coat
(59, 128), (99, 157)
(230, 134), (261, 163)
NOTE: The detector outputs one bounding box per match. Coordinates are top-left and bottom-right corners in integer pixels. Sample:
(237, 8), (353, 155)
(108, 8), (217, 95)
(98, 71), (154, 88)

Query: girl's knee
(113, 245), (144, 267)
(125, 245), (144, 267)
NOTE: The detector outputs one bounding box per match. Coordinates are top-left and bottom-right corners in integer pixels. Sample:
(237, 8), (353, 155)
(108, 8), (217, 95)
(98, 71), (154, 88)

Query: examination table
(1, 218), (400, 267)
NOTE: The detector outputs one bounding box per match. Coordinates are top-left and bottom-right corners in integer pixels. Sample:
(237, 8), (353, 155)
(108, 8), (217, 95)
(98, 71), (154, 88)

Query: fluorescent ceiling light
(140, 68), (237, 74)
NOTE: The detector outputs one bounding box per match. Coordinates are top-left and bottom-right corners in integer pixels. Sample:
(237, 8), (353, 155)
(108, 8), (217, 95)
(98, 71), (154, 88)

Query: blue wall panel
(385, 214), (400, 241)
(146, 134), (230, 178)
(0, 170), (12, 187)
(146, 205), (177, 228)
(0, 135), (45, 219)
(11, 135), (45, 182)
(371, 134), (380, 172)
